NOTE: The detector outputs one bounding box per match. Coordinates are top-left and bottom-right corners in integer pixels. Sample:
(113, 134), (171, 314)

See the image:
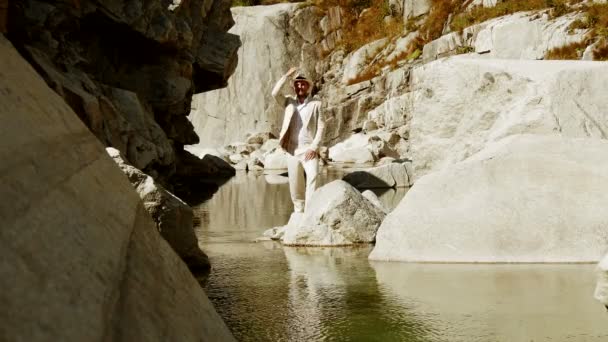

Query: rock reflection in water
(371, 262), (608, 342)
(284, 247), (434, 342)
(194, 170), (410, 341)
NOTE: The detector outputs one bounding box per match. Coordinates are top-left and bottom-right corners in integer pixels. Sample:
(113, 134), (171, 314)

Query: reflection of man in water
(272, 67), (325, 213)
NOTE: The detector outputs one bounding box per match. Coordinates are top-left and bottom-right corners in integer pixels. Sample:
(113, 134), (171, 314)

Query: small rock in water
(281, 181), (386, 246)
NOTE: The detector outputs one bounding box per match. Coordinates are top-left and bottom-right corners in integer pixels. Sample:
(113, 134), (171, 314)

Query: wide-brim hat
(292, 73), (312, 87)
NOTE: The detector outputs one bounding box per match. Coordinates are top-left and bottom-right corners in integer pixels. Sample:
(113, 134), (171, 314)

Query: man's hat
(292, 73), (312, 87)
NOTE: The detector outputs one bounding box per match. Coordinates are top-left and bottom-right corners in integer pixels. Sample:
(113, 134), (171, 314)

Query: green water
(194, 170), (608, 342)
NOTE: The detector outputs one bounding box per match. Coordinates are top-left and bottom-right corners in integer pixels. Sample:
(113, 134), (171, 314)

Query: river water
(193, 169), (608, 342)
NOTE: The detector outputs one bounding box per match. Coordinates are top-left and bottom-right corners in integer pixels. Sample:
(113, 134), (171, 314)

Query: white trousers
(287, 152), (319, 213)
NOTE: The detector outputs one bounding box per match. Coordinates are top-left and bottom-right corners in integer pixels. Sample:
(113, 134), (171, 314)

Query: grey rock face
(282, 181), (386, 246)
(0, 35), (234, 342)
(107, 148), (210, 273)
(422, 12), (586, 61)
(370, 134), (608, 263)
(407, 57), (608, 179)
(6, 0), (239, 181)
(190, 4), (324, 147)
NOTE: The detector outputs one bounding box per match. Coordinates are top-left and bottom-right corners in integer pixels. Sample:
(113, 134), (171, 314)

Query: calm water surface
(194, 169), (608, 342)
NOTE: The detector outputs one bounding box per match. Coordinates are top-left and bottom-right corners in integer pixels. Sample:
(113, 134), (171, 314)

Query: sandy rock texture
(0, 34), (234, 342)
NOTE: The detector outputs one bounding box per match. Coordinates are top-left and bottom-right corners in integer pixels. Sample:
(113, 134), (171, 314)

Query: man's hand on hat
(286, 67), (298, 77)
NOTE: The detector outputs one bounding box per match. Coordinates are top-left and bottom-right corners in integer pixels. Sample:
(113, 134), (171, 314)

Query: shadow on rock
(172, 150), (235, 206)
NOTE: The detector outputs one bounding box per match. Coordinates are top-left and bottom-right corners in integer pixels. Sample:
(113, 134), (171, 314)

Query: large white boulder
(107, 148), (210, 272)
(423, 12), (586, 61)
(474, 12), (585, 59)
(370, 135), (608, 263)
(595, 254), (608, 308)
(0, 36), (234, 341)
(407, 57), (608, 178)
(282, 180), (386, 246)
(328, 133), (375, 163)
(263, 148), (289, 170)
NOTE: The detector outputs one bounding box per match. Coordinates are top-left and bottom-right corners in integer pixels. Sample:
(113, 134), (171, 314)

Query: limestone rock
(330, 147), (375, 164)
(173, 149), (235, 180)
(107, 148), (210, 273)
(329, 132), (403, 163)
(595, 254), (608, 308)
(261, 138), (281, 152)
(377, 157), (396, 165)
(407, 57), (608, 179)
(370, 135), (608, 263)
(362, 190), (389, 214)
(246, 131), (276, 145)
(368, 135), (400, 159)
(264, 148), (290, 170)
(342, 38), (388, 84)
(423, 12), (586, 61)
(229, 153), (245, 164)
(474, 13), (585, 59)
(343, 163), (410, 188)
(368, 93), (414, 130)
(403, 0), (431, 19)
(389, 0), (403, 17)
(328, 133), (375, 164)
(467, 0), (502, 9)
(247, 150), (265, 170)
(363, 119), (378, 132)
(282, 181), (386, 246)
(386, 33), (419, 62)
(0, 35), (234, 341)
(184, 146), (229, 161)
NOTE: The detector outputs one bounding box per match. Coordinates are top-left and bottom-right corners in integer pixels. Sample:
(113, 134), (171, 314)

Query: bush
(545, 40), (588, 59)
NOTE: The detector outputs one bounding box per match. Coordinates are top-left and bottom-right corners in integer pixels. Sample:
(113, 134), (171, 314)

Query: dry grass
(593, 39), (608, 60)
(345, 64), (381, 85)
(320, 0), (403, 54)
(568, 3), (608, 36)
(548, 3), (608, 60)
(449, 0), (579, 32)
(545, 40), (588, 59)
(419, 0), (464, 43)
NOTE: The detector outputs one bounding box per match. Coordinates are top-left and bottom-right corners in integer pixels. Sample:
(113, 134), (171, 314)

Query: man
(272, 67), (325, 213)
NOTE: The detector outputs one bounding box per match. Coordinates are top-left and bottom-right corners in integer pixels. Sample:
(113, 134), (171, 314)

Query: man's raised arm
(271, 67), (298, 106)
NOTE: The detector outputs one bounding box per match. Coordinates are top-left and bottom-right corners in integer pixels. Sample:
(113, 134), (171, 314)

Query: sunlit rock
(282, 180), (386, 246)
(370, 135), (608, 263)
